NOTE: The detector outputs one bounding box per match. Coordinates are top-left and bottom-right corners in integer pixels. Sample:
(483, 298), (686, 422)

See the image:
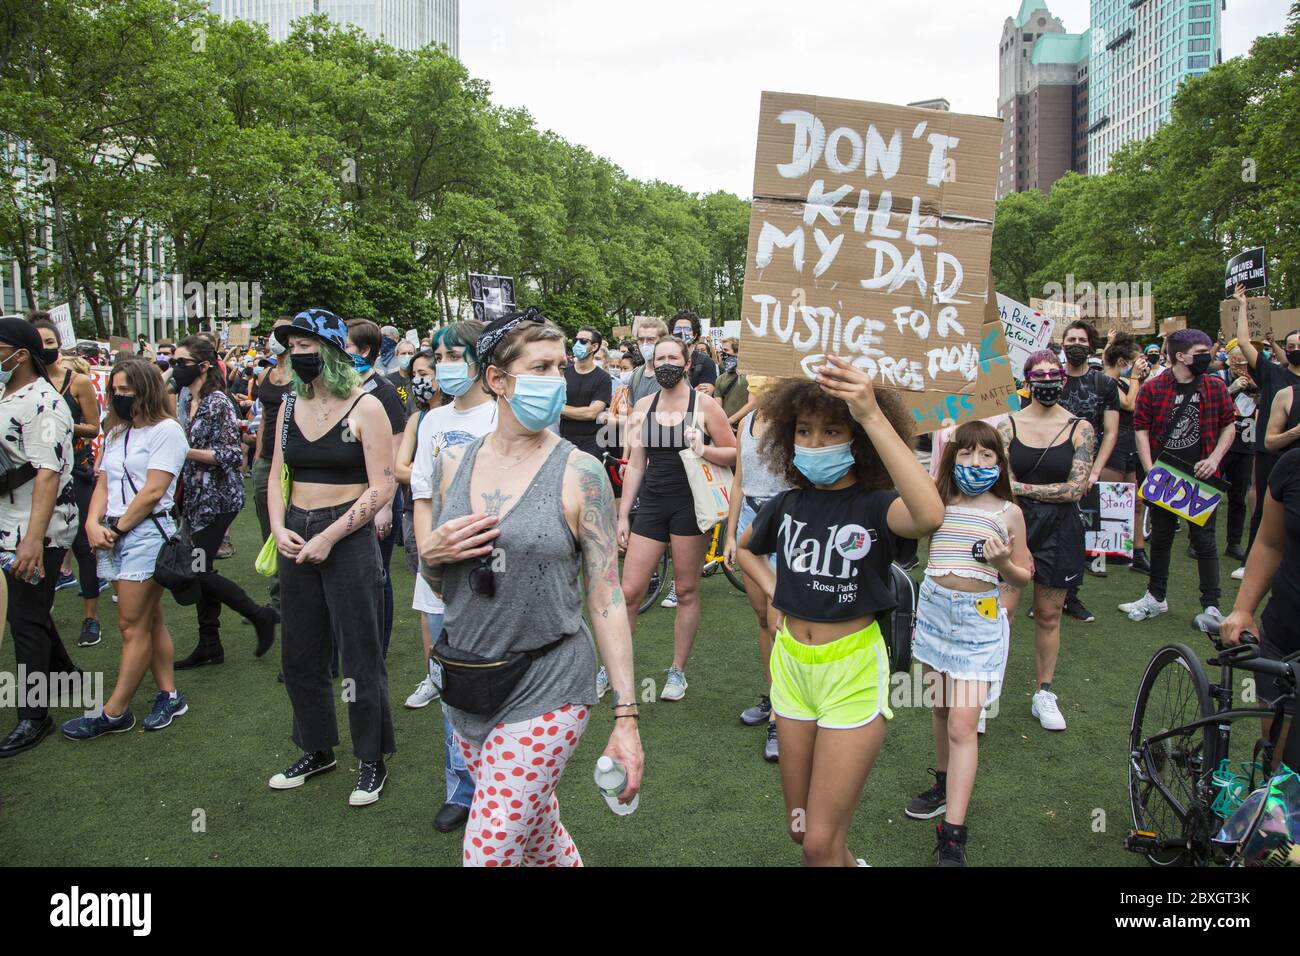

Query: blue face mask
(572, 342), (590, 360)
(792, 441), (855, 486)
(435, 360), (473, 397)
(954, 463), (1001, 496)
(350, 352), (372, 373)
(0, 349), (21, 387)
(506, 373), (567, 432)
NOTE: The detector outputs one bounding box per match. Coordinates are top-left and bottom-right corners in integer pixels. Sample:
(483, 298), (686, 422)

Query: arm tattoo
(1016, 422), (1095, 503)
(573, 454), (623, 619)
(481, 489), (512, 517)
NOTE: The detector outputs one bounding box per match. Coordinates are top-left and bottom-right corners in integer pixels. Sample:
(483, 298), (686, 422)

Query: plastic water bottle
(594, 755), (638, 816)
(0, 551), (43, 585)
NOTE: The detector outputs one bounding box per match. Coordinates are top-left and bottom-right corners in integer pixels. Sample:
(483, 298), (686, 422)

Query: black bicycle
(1126, 613), (1299, 866)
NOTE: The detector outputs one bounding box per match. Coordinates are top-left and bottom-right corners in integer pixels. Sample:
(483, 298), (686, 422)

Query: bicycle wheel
(639, 551), (670, 615)
(1128, 643), (1219, 866)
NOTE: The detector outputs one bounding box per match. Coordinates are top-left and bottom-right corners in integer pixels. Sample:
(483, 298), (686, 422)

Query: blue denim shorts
(96, 516), (174, 583)
(736, 497), (777, 572)
(912, 577), (1010, 698)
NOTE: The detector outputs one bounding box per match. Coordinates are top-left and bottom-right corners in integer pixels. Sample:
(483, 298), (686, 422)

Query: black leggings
(69, 470), (100, 599)
(191, 511), (265, 650)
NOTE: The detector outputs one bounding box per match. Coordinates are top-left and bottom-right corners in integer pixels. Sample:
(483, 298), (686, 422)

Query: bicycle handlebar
(1192, 614), (1299, 684)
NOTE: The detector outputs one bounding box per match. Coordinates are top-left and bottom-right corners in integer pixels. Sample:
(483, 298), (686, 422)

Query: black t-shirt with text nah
(746, 485), (899, 624)
(1061, 368), (1118, 451)
(1262, 447), (1300, 651)
(561, 364), (613, 455)
(364, 373), (408, 434)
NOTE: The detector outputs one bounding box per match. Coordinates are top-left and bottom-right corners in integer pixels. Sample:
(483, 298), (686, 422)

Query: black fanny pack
(0, 437), (37, 496)
(430, 629), (568, 716)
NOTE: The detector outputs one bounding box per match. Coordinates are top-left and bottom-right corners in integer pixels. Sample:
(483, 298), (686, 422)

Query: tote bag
(678, 396), (734, 533)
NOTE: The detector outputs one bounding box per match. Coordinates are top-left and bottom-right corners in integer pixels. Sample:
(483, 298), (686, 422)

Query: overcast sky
(461, 0), (1293, 198)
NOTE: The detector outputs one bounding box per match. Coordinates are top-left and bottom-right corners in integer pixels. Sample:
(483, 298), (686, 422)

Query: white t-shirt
(409, 399), (499, 614)
(99, 419), (189, 518)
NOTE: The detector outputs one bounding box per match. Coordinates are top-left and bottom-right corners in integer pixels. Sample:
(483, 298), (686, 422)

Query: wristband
(614, 714), (639, 721)
(107, 519), (123, 536)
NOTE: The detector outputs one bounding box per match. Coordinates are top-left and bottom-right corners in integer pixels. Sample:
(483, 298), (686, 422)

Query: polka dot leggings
(456, 703), (591, 867)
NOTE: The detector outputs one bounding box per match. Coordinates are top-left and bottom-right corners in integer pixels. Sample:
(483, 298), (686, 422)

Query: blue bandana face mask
(954, 463), (1001, 496)
(435, 360), (473, 397)
(350, 352), (372, 374)
(792, 441), (855, 486)
(507, 373), (567, 432)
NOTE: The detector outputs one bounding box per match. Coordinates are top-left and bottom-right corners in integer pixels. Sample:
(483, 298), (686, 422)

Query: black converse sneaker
(268, 750), (336, 790)
(935, 821), (968, 867)
(349, 759), (387, 807)
(905, 769), (947, 819)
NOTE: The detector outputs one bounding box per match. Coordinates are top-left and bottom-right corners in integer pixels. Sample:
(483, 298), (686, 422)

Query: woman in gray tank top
(419, 309), (643, 867)
(723, 379), (791, 761)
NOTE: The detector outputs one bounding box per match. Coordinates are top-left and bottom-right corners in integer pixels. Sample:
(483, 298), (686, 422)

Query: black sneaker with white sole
(350, 759), (387, 806)
(905, 769), (947, 819)
(269, 750), (336, 790)
(1063, 597), (1095, 622)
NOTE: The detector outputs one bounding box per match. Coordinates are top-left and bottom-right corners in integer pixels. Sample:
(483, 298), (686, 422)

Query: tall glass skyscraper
(1087, 0), (1221, 174)
(209, 0), (459, 56)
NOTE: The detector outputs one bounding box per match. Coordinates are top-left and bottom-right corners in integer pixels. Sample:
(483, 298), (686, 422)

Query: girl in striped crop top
(905, 420), (1032, 867)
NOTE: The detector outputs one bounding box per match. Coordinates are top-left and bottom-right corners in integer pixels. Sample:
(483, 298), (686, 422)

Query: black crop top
(746, 485), (899, 624)
(1008, 418), (1080, 485)
(283, 395), (369, 484)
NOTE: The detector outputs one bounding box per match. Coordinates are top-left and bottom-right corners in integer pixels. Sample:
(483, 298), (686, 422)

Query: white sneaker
(1031, 689), (1067, 731)
(661, 581), (678, 608)
(1124, 591), (1168, 622)
(1231, 566), (1246, 581)
(856, 858), (871, 867)
(661, 666), (687, 701)
(596, 665), (609, 700)
(404, 674), (439, 709)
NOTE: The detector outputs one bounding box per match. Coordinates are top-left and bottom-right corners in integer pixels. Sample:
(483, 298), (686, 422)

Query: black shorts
(1258, 620), (1298, 717)
(1106, 449), (1139, 475)
(632, 491), (702, 541)
(1021, 499), (1085, 589)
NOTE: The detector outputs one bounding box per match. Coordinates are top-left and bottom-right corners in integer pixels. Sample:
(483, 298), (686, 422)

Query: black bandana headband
(476, 306), (545, 367)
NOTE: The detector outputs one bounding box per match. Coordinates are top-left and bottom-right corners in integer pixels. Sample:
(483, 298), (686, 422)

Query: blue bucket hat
(273, 309), (349, 355)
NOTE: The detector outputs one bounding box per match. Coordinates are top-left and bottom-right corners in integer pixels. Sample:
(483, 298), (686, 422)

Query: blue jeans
(426, 611), (474, 808)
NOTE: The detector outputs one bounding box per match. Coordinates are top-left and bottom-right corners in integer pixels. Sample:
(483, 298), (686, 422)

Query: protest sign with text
(1159, 316), (1187, 336)
(1220, 296), (1271, 342)
(1225, 247), (1266, 298)
(1139, 457), (1227, 527)
(737, 92), (1006, 434)
(996, 293), (1052, 379)
(1081, 481), (1135, 557)
(468, 273), (515, 323)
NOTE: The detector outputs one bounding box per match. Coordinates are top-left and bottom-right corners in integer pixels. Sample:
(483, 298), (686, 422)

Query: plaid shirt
(1133, 371), (1235, 473)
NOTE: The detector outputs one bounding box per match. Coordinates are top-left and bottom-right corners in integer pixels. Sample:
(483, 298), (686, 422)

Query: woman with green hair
(266, 309), (398, 808)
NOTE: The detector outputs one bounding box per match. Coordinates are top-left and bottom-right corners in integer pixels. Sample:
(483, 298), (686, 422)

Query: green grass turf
(0, 487), (1256, 866)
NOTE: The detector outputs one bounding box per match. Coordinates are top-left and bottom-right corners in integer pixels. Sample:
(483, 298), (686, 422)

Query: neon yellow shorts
(769, 620), (894, 729)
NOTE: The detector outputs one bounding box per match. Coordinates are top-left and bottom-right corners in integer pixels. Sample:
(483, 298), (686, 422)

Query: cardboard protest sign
(1220, 296), (1270, 342)
(227, 324), (250, 347)
(738, 91), (1002, 435)
(1160, 316), (1187, 336)
(1029, 297), (1079, 322)
(1076, 292), (1156, 333)
(49, 303), (75, 348)
(612, 325), (632, 339)
(468, 273), (515, 323)
(405, 329), (420, 346)
(1225, 247), (1266, 298)
(995, 293), (1052, 379)
(1139, 459), (1227, 527)
(1081, 482), (1135, 556)
(108, 336), (132, 355)
(1269, 309), (1300, 344)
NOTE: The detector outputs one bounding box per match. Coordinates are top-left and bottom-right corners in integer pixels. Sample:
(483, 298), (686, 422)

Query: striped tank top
(925, 502), (1012, 586)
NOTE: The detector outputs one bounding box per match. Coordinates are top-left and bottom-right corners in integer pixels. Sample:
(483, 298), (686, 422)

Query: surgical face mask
(268, 336), (286, 356)
(111, 393), (135, 421)
(1187, 353), (1212, 377)
(654, 364), (685, 389)
(505, 373), (567, 432)
(399, 354), (414, 372)
(411, 377), (436, 406)
(291, 353), (323, 383)
(435, 360), (473, 397)
(0, 349), (24, 386)
(1030, 381), (1064, 407)
(572, 341), (591, 361)
(1064, 344), (1090, 367)
(954, 463), (1001, 497)
(639, 343), (655, 363)
(792, 440), (855, 486)
(619, 371), (632, 387)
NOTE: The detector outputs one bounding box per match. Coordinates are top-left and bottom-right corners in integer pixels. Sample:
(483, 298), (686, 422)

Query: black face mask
(1030, 382), (1064, 407)
(1286, 349), (1300, 368)
(40, 347), (59, 366)
(1064, 344), (1090, 367)
(1187, 353), (1212, 377)
(291, 353), (323, 383)
(171, 363), (202, 388)
(111, 394), (136, 422)
(655, 364), (686, 389)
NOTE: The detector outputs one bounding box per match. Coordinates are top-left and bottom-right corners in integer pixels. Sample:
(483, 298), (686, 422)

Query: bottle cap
(596, 755), (614, 773)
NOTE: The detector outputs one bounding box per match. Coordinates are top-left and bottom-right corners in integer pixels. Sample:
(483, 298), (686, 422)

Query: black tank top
(1009, 417), (1080, 485)
(283, 394), (369, 484)
(641, 388), (694, 496)
(257, 371), (293, 462)
(59, 370), (94, 475)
